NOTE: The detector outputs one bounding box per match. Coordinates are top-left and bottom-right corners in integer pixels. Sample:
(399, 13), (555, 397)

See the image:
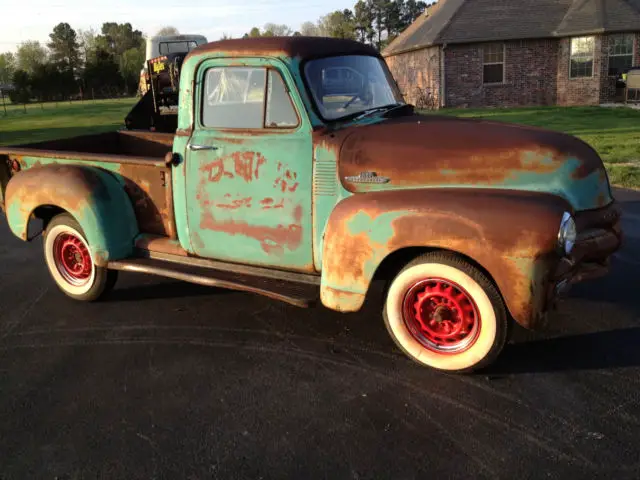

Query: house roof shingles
(384, 0), (640, 56)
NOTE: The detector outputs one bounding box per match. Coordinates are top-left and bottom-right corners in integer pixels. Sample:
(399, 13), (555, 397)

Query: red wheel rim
(53, 232), (93, 286)
(402, 278), (481, 353)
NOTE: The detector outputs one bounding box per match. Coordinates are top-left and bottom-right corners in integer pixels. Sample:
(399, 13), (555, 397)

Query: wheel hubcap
(402, 278), (481, 353)
(53, 233), (93, 286)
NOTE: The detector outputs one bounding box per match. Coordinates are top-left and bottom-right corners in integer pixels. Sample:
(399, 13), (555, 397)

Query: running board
(108, 258), (319, 308)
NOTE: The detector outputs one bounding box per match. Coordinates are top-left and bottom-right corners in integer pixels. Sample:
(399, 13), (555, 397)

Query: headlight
(558, 212), (577, 255)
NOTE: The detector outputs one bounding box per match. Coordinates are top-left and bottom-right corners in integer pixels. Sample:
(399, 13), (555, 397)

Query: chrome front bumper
(548, 201), (622, 303)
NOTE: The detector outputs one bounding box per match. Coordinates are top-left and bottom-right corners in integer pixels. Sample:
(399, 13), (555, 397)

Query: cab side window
(266, 70), (298, 128)
(202, 67), (299, 129)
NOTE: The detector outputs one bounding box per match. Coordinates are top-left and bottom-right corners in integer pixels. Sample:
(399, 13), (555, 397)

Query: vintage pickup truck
(0, 37), (622, 372)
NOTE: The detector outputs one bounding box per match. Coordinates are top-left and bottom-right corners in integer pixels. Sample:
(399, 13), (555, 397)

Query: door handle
(188, 143), (219, 151)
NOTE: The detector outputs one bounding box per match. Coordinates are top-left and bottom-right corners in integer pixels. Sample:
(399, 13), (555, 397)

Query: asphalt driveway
(0, 188), (639, 479)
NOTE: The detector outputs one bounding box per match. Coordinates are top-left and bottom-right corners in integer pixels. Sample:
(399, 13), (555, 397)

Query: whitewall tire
(383, 252), (508, 373)
(43, 213), (118, 301)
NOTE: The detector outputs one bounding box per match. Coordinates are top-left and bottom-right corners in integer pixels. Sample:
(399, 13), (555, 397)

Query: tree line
(0, 22), (156, 104)
(243, 0), (434, 50)
(0, 0), (435, 104)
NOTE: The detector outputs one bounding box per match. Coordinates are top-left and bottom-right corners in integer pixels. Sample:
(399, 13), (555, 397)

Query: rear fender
(5, 164), (139, 266)
(320, 188), (571, 328)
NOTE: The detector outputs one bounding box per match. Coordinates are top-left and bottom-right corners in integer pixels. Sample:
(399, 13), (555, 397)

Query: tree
(354, 0), (375, 43)
(95, 23), (144, 90)
(156, 26), (180, 36)
(0, 52), (15, 84)
(243, 23), (293, 38)
(383, 0), (404, 42)
(245, 27), (262, 38)
(368, 0), (387, 49)
(219, 33), (233, 40)
(47, 23), (81, 74)
(82, 49), (122, 98)
(78, 28), (99, 63)
(10, 70), (30, 103)
(318, 10), (356, 39)
(16, 41), (47, 75)
(30, 63), (58, 101)
(263, 23), (293, 36)
(98, 23), (144, 60)
(120, 47), (145, 93)
(300, 21), (321, 36)
(401, 0), (428, 29)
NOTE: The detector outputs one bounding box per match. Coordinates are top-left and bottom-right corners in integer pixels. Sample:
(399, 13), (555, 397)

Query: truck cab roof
(186, 36), (380, 62)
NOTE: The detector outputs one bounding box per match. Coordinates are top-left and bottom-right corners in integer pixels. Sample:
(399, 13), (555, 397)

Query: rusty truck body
(0, 37), (622, 372)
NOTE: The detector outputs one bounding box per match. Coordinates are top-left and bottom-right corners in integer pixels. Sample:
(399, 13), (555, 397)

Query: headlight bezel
(558, 211), (577, 255)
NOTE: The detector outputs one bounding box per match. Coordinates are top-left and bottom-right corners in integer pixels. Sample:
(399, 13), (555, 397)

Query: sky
(0, 0), (354, 53)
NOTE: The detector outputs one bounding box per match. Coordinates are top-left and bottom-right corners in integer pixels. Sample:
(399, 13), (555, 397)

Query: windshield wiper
(351, 103), (404, 121)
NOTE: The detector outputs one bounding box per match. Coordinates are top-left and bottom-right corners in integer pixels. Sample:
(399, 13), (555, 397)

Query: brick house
(383, 0), (640, 109)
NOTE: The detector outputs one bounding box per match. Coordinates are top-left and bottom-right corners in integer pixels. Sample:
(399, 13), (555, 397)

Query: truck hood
(335, 114), (612, 211)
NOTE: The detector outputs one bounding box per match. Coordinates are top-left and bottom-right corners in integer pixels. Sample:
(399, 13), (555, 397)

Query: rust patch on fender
(337, 115), (604, 190)
(321, 286), (365, 313)
(322, 188), (570, 327)
(6, 164), (101, 215)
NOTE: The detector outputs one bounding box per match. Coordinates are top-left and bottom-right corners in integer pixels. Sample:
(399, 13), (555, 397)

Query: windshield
(304, 55), (404, 121)
(159, 41), (199, 55)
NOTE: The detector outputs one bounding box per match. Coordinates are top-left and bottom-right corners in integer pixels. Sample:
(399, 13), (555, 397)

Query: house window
(608, 34), (635, 76)
(483, 44), (504, 84)
(570, 36), (595, 78)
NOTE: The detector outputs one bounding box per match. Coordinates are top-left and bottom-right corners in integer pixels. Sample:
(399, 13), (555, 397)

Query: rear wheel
(43, 213), (118, 301)
(383, 252), (508, 373)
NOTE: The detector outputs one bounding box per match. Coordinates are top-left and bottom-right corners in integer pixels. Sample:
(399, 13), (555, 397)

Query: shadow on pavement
(105, 280), (226, 302)
(491, 327), (640, 374)
(568, 259), (640, 317)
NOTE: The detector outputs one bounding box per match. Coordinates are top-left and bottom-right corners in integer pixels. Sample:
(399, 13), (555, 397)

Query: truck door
(184, 58), (314, 272)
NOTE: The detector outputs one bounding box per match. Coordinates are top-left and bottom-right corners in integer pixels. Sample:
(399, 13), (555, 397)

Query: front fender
(320, 188), (571, 328)
(5, 164), (139, 266)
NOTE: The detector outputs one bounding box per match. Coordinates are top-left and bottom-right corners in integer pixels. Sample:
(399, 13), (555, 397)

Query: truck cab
(0, 37), (622, 373)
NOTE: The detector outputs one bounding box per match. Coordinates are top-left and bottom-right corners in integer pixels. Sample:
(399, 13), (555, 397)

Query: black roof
(384, 0), (640, 56)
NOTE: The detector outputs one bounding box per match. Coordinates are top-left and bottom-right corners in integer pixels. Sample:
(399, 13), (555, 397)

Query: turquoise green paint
(347, 156), (610, 211)
(182, 56), (314, 270)
(312, 143), (342, 270)
(346, 210), (397, 244)
(6, 160), (138, 262)
(171, 134), (191, 252)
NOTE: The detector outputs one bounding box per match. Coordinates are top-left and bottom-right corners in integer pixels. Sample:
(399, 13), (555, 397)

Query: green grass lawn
(427, 105), (640, 189)
(1, 99), (638, 187)
(0, 98), (137, 146)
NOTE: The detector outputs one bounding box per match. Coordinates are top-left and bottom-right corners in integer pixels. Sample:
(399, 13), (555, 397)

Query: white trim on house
(481, 43), (506, 85)
(607, 33), (636, 76)
(569, 35), (595, 79)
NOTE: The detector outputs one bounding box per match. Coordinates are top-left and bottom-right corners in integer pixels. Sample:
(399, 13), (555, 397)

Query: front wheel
(383, 252), (508, 373)
(43, 213), (118, 301)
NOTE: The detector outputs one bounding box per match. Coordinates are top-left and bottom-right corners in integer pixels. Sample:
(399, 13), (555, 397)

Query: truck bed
(0, 130), (175, 160)
(0, 130), (177, 238)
